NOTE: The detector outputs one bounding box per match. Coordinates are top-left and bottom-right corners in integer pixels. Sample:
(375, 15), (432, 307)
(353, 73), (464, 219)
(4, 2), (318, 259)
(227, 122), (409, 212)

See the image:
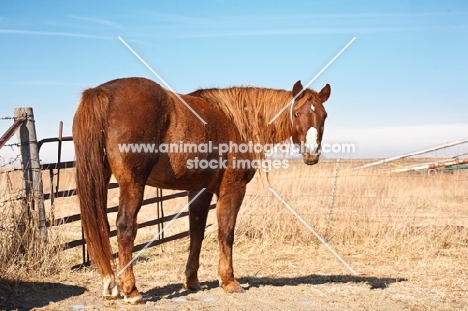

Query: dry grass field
(1, 159), (467, 310)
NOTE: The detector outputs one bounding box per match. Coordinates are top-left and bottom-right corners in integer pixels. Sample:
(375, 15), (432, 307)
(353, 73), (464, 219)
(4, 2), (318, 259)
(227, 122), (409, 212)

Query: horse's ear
(292, 80), (303, 98)
(319, 84), (331, 102)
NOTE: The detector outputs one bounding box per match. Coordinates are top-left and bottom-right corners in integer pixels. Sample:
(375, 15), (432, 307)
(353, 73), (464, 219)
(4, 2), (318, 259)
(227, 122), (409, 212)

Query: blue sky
(1, 0), (467, 163)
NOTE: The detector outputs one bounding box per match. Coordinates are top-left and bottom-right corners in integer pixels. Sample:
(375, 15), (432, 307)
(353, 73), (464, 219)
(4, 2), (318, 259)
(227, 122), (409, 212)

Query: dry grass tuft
(0, 203), (63, 281)
(0, 170), (64, 282)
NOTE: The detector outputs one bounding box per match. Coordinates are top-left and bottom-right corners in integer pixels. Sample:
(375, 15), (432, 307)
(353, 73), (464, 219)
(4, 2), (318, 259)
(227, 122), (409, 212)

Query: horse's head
(290, 80), (331, 165)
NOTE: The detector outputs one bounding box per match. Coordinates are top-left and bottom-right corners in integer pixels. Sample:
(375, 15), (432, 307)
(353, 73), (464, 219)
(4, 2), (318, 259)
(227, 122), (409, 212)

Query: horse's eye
(294, 113), (299, 118)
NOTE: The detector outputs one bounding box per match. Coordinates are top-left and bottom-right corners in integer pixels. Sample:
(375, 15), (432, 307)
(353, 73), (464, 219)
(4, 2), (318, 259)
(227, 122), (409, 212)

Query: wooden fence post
(14, 107), (47, 242)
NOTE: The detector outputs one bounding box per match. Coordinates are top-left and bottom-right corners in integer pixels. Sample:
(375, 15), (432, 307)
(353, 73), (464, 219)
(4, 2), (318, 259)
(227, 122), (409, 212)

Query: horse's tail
(73, 87), (113, 275)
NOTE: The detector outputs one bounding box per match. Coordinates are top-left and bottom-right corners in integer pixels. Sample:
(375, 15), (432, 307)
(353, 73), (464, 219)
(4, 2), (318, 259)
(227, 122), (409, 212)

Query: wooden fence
(4, 107), (216, 268)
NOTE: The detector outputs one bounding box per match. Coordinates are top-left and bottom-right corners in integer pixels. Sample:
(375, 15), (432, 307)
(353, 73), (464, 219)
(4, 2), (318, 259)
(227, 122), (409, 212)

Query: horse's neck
(258, 113), (292, 146)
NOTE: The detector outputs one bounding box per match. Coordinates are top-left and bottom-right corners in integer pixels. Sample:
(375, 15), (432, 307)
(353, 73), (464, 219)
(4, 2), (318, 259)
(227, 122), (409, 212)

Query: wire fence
(0, 153), (24, 209)
(235, 157), (468, 240)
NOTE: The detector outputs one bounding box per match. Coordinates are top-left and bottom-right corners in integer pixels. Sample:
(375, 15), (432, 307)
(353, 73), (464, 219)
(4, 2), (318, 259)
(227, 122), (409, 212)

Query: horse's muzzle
(302, 142), (321, 165)
(302, 153), (320, 165)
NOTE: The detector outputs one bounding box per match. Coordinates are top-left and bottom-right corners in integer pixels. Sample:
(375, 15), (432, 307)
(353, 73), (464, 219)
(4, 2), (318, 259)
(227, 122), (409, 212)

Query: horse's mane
(190, 86), (317, 145)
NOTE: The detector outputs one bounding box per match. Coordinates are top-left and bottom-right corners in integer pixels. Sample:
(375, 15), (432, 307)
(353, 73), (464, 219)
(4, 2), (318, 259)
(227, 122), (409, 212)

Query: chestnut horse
(73, 77), (330, 303)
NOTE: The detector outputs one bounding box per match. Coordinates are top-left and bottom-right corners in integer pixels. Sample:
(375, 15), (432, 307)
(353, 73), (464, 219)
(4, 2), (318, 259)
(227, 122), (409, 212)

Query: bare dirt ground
(2, 237), (468, 311)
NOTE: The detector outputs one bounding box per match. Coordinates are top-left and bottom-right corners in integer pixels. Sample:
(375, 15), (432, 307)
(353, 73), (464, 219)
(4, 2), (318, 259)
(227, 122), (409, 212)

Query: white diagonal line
(117, 188), (207, 276)
(268, 37), (356, 124)
(118, 36), (207, 125)
(268, 187), (358, 275)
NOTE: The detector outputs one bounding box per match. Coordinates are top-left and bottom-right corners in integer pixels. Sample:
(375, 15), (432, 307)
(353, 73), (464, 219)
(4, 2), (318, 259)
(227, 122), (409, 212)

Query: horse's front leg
(216, 184), (246, 293)
(116, 181), (145, 304)
(184, 191), (213, 291)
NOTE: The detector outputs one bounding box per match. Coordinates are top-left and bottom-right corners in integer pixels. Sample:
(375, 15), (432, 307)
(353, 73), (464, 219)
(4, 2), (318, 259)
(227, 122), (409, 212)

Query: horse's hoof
(123, 294), (144, 305)
(102, 275), (119, 298)
(222, 281), (245, 293)
(183, 281), (203, 291)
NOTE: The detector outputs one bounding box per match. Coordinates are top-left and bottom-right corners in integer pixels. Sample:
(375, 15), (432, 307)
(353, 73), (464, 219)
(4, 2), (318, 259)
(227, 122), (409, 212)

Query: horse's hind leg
(216, 184), (246, 293)
(115, 180), (146, 304)
(184, 191), (213, 291)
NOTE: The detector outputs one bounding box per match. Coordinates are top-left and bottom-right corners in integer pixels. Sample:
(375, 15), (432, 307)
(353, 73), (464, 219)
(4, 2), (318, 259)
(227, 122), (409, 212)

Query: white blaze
(306, 127), (318, 145)
(305, 127), (319, 154)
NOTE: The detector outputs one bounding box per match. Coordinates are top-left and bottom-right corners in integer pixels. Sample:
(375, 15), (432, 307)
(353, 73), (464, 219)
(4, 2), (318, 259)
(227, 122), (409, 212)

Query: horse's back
(96, 77), (253, 193)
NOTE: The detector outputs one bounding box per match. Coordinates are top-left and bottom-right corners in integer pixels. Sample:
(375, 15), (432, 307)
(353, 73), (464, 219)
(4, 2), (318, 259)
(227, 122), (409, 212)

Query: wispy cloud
(67, 14), (123, 29)
(138, 11), (468, 27)
(0, 29), (112, 40)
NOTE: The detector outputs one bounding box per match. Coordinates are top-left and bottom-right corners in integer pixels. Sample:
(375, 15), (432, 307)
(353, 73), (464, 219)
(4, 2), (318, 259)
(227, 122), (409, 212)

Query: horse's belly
(145, 153), (224, 192)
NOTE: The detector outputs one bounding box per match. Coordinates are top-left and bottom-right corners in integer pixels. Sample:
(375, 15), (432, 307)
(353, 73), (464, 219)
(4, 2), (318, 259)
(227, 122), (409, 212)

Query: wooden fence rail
(2, 108), (216, 268)
(40, 156), (214, 268)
